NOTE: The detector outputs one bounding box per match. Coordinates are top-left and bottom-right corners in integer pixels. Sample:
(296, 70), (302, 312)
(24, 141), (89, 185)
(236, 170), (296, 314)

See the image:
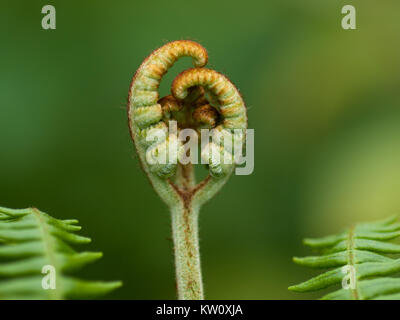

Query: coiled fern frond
(289, 216), (400, 300)
(0, 206), (121, 299)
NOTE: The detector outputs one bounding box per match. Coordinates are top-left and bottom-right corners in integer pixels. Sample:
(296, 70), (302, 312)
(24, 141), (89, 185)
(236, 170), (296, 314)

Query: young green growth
(0, 206), (122, 299)
(290, 215), (400, 300)
(127, 40), (248, 299)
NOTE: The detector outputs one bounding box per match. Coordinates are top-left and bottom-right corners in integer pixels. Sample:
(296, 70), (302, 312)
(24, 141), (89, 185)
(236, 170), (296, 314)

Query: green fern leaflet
(0, 206), (122, 299)
(289, 216), (400, 300)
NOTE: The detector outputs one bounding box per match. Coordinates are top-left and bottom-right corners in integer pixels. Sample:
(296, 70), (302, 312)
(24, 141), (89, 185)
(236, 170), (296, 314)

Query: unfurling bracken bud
(158, 95), (182, 121)
(128, 40), (247, 180)
(127, 40), (249, 301)
(192, 104), (219, 128)
(201, 142), (234, 178)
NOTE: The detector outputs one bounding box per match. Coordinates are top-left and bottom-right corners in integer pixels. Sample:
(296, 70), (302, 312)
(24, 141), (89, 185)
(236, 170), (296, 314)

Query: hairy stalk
(171, 203), (203, 299)
(172, 164), (203, 299)
(127, 40), (247, 299)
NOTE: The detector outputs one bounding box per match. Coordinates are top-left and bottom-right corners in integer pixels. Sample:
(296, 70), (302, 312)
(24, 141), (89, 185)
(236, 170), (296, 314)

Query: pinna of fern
(289, 215), (400, 300)
(0, 206), (121, 299)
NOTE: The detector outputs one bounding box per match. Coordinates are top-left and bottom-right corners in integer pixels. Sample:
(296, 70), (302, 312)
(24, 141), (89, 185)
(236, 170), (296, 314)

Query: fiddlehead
(128, 40), (208, 180)
(127, 40), (248, 300)
(172, 68), (247, 178)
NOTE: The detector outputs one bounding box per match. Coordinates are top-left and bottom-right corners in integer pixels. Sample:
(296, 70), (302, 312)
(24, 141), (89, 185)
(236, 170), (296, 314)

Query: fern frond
(0, 206), (122, 299)
(289, 215), (400, 300)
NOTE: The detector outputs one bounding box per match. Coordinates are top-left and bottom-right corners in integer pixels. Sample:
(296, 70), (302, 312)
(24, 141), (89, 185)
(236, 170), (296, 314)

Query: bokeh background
(1, 0), (399, 299)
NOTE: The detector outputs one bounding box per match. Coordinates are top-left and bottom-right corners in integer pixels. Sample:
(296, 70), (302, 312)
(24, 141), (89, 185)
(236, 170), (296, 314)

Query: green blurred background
(1, 0), (399, 299)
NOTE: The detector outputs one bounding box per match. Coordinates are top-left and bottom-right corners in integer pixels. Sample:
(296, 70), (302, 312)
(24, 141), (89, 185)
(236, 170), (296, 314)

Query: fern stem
(347, 225), (359, 300)
(171, 204), (203, 300)
(32, 208), (63, 300)
(127, 41), (247, 300)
